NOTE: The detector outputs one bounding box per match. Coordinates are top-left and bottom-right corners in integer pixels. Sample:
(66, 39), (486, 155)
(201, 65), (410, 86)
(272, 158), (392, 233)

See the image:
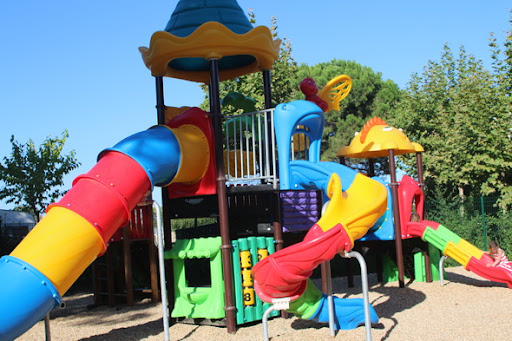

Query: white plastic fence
(224, 109), (278, 188)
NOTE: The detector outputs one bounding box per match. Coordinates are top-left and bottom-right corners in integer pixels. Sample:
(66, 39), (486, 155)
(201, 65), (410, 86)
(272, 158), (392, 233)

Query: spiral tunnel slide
(408, 220), (512, 288)
(253, 161), (387, 329)
(0, 108), (212, 340)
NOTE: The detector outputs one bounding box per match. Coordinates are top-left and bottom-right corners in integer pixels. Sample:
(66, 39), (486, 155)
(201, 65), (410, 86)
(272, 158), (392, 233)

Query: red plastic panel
(50, 151), (151, 244)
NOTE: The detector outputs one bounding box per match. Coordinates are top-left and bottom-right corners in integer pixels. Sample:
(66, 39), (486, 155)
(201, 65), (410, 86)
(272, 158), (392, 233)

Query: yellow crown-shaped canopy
(139, 0), (280, 83)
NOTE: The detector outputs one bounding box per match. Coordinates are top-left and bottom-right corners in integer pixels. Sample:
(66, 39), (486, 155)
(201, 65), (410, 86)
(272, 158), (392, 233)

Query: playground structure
(1, 0), (512, 340)
(92, 203), (160, 307)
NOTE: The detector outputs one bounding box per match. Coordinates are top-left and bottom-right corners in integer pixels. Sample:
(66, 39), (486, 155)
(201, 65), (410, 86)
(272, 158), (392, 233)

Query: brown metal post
(415, 152), (432, 282)
(415, 152), (426, 208)
(388, 149), (405, 288)
(347, 258), (354, 287)
(320, 261), (332, 294)
(368, 158), (375, 177)
(264, 69), (283, 253)
(155, 76), (175, 323)
(262, 70), (273, 109)
(271, 191), (288, 318)
(106, 248), (115, 306)
(262, 69), (277, 182)
(376, 253), (383, 282)
(155, 76), (171, 244)
(209, 59), (236, 334)
(317, 190), (332, 294)
(148, 231), (160, 302)
(272, 192), (284, 252)
(122, 225), (134, 305)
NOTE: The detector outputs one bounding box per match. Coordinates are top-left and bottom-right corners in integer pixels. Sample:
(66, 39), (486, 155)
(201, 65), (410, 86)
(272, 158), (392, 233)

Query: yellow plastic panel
(444, 241), (471, 267)
(10, 207), (104, 295)
(456, 239), (485, 260)
(316, 173), (387, 243)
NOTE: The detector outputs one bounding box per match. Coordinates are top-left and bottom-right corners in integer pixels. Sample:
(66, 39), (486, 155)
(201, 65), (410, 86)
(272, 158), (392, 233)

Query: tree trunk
(458, 186), (465, 217)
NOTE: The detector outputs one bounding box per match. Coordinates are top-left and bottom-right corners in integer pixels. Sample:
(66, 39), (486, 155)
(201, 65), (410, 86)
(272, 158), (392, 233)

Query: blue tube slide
(100, 125), (181, 187)
(310, 295), (378, 330)
(0, 256), (62, 341)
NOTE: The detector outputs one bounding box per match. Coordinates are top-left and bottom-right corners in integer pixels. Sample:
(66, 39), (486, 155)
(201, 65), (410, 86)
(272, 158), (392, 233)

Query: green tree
(0, 131), (80, 221)
(489, 10), (512, 95)
(200, 12), (299, 112)
(294, 60), (401, 161)
(391, 41), (512, 209)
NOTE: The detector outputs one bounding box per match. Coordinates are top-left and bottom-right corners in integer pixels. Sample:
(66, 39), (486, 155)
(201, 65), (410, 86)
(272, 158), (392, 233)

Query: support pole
(368, 158), (375, 177)
(155, 75), (175, 323)
(264, 70), (287, 318)
(320, 261), (335, 337)
(415, 152), (432, 282)
(122, 225), (134, 306)
(388, 150), (405, 288)
(262, 69), (276, 181)
(272, 192), (284, 252)
(155, 76), (166, 125)
(153, 201), (170, 341)
(209, 59), (236, 334)
(148, 225), (160, 302)
(262, 70), (272, 109)
(415, 152), (425, 193)
(272, 192), (286, 319)
(347, 258), (354, 288)
(44, 313), (51, 341)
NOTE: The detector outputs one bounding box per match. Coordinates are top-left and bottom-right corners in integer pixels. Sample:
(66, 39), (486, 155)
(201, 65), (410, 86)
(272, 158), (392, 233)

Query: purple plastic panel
(282, 204), (319, 212)
(280, 190), (321, 232)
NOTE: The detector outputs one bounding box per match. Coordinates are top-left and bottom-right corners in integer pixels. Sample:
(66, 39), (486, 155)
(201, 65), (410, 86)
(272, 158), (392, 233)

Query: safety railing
(224, 109), (278, 189)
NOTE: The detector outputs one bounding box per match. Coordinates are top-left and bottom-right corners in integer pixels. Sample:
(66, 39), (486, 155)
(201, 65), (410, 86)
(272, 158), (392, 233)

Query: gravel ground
(19, 266), (512, 341)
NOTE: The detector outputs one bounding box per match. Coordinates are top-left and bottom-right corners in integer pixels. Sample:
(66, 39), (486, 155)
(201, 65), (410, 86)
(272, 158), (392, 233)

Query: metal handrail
(340, 251), (372, 341)
(439, 255), (447, 286)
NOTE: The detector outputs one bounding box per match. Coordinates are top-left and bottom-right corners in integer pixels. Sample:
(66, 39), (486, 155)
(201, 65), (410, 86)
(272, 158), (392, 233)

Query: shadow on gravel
(443, 271), (508, 288)
(77, 318), (163, 341)
(289, 279), (426, 341)
(48, 294), (160, 327)
(370, 284), (426, 319)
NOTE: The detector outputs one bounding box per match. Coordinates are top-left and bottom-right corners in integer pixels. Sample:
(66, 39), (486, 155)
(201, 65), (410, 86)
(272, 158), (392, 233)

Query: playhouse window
(184, 258), (212, 288)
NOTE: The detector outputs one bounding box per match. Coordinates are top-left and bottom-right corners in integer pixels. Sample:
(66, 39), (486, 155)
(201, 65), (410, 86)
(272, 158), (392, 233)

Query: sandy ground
(18, 266), (512, 341)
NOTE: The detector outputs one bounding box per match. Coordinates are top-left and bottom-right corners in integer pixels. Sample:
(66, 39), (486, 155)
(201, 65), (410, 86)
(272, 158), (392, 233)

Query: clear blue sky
(0, 0), (510, 210)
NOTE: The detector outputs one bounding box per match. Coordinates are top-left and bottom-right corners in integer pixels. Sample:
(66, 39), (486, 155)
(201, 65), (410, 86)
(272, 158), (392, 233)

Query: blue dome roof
(164, 0), (253, 37)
